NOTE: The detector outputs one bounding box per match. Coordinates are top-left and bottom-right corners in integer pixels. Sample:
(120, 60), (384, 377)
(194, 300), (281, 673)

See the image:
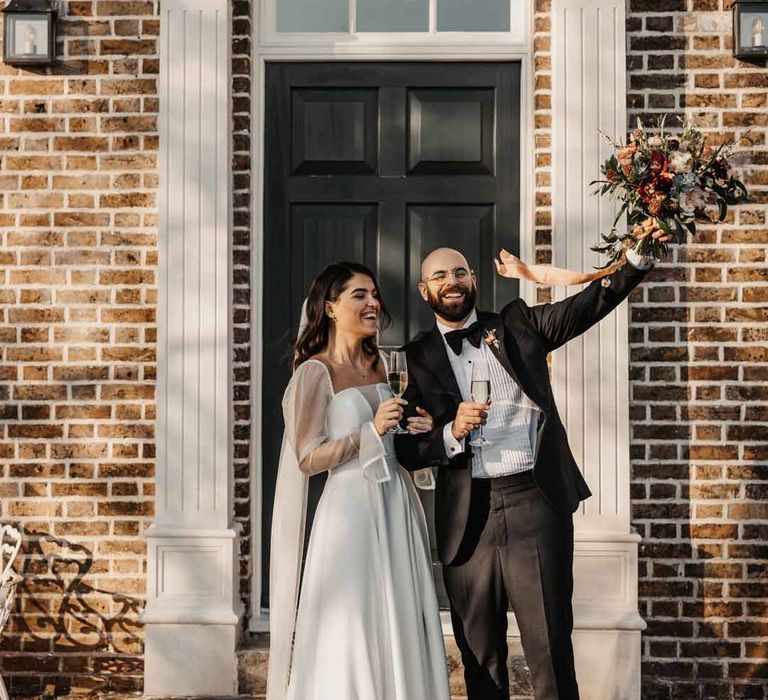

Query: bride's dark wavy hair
(294, 262), (391, 370)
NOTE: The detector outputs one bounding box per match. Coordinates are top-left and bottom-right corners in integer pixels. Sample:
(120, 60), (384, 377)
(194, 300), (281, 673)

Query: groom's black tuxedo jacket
(395, 263), (649, 566)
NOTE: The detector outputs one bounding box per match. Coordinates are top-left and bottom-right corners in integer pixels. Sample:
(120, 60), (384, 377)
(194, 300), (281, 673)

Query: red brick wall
(626, 1), (768, 697)
(533, 0), (553, 306)
(0, 2), (159, 695)
(231, 0), (255, 621)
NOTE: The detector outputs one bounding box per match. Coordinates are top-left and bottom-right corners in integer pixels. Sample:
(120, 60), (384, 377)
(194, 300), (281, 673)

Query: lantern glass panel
(740, 9), (768, 48)
(7, 13), (50, 59)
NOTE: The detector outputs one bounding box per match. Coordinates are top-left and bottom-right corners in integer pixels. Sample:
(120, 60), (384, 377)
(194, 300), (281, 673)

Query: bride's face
(326, 274), (381, 338)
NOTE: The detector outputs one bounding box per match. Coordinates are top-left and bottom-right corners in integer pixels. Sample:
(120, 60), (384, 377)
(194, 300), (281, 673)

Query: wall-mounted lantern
(733, 0), (768, 61)
(2, 0), (57, 67)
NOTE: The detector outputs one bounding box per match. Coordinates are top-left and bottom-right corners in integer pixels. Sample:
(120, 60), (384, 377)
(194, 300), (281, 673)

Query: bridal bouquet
(590, 116), (749, 267)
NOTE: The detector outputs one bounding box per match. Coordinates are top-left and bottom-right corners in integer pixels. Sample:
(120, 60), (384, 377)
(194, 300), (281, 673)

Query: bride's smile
(325, 273), (382, 338)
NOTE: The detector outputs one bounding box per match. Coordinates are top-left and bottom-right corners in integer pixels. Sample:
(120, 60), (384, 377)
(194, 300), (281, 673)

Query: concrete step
(238, 634), (534, 699)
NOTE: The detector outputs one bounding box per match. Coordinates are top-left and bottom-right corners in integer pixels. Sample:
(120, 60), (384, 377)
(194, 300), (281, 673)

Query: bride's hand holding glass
(373, 397), (407, 436)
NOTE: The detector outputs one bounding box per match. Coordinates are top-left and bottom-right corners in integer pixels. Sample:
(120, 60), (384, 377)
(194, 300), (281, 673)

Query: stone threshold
(238, 633), (534, 699)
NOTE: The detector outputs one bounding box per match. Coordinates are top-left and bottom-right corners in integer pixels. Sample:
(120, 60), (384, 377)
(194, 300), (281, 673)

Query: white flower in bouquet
(669, 150), (692, 174)
(678, 187), (716, 216)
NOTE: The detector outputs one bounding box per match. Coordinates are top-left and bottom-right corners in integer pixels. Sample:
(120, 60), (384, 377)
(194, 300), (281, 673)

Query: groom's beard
(426, 284), (477, 323)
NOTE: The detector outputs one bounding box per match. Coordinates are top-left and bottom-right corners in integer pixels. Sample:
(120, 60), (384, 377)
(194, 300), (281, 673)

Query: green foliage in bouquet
(590, 116), (749, 267)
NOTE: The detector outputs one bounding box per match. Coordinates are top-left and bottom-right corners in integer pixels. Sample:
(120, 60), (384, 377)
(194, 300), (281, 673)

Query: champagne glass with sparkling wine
(469, 359), (493, 448)
(387, 351), (409, 434)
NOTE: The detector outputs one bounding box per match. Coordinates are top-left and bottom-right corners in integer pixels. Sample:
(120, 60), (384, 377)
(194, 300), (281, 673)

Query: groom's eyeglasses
(423, 267), (471, 284)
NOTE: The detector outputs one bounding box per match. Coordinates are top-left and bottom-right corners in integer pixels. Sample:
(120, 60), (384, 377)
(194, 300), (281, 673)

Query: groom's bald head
(419, 247), (476, 325)
(420, 247), (470, 281)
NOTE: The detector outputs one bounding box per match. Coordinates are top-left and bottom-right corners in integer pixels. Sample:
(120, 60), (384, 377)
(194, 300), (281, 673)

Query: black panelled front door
(261, 61), (521, 608)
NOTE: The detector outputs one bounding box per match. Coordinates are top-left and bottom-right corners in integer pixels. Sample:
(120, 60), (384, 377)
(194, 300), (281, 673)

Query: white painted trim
(254, 42), (532, 57)
(574, 529), (641, 543)
(249, 42), (268, 633)
(249, 4), (538, 633)
(142, 606), (242, 625)
(145, 524), (241, 539)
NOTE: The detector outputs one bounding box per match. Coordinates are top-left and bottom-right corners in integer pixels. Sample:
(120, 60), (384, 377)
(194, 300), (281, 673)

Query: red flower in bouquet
(649, 150), (669, 176)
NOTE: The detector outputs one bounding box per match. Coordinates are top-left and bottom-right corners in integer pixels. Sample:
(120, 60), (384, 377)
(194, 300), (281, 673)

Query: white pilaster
(551, 1), (644, 698)
(141, 0), (241, 695)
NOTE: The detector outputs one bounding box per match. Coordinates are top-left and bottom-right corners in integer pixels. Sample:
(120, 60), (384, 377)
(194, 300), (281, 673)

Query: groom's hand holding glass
(450, 401), (490, 441)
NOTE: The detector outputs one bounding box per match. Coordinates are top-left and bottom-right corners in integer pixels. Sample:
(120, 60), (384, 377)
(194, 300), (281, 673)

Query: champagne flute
(386, 351), (409, 434)
(469, 359), (493, 448)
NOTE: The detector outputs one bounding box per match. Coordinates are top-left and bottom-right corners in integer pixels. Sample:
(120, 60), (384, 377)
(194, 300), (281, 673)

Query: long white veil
(266, 301), (310, 700)
(266, 300), (435, 700)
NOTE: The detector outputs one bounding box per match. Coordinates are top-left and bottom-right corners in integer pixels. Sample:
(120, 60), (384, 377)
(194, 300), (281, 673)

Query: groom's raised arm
(510, 256), (651, 353)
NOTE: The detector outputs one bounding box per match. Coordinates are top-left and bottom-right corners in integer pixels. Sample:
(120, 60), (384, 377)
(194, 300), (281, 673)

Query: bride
(267, 262), (450, 700)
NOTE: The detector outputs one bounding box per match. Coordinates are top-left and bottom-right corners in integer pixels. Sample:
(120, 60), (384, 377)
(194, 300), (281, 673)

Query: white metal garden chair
(0, 524), (22, 700)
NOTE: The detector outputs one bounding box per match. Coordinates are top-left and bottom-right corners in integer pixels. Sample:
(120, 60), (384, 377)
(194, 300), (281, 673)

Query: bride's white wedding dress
(269, 359), (450, 700)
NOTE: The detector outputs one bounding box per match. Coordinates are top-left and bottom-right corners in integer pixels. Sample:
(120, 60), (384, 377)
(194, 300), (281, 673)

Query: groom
(395, 246), (655, 700)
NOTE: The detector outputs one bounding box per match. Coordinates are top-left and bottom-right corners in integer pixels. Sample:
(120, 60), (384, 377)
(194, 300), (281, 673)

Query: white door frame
(248, 0), (538, 633)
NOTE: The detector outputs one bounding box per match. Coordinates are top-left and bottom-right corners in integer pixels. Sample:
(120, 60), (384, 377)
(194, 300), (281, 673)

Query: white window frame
(260, 0), (529, 47)
(249, 0), (538, 633)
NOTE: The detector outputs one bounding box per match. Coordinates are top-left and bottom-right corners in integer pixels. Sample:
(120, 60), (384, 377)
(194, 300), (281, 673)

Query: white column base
(141, 526), (243, 696)
(572, 531), (644, 700)
(144, 623), (239, 696)
(573, 629), (642, 700)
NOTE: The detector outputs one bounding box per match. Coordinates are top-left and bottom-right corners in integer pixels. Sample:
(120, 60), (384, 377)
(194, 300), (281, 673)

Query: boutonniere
(484, 328), (500, 351)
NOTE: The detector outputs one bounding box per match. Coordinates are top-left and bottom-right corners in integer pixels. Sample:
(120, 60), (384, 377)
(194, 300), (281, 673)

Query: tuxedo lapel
(477, 313), (524, 389)
(476, 311), (548, 412)
(419, 326), (463, 404)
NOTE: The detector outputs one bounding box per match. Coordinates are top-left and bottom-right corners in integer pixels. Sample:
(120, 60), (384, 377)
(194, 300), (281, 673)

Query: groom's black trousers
(442, 470), (580, 700)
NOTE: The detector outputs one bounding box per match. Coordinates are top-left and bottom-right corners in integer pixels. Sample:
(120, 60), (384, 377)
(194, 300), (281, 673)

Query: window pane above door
(437, 0), (510, 31)
(277, 0), (349, 32)
(356, 0), (429, 32)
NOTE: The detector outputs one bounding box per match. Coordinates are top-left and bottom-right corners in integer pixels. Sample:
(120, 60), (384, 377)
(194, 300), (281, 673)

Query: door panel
(291, 88), (379, 175)
(407, 204), (496, 337)
(262, 61), (521, 609)
(290, 203), (379, 292)
(408, 88), (495, 174)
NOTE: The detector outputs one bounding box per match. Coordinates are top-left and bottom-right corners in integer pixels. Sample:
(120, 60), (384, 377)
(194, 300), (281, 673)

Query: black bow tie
(445, 321), (484, 356)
